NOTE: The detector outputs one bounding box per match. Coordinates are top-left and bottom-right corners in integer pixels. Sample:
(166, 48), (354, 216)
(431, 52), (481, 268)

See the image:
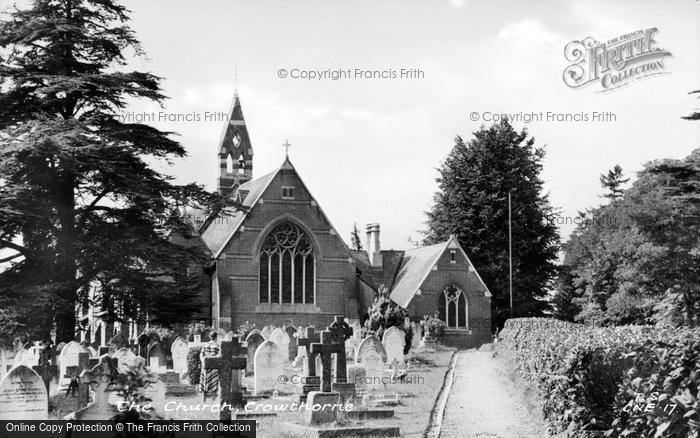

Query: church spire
(217, 92), (253, 195)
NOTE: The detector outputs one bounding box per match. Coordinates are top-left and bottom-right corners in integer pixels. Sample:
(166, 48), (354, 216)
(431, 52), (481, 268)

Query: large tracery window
(259, 221), (315, 304)
(438, 284), (468, 328)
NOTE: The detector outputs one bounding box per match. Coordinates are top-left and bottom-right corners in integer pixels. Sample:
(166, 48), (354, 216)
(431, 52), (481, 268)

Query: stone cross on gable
(32, 345), (58, 393)
(310, 330), (341, 393)
(329, 316), (354, 383)
(203, 337), (247, 421)
(283, 139), (291, 157)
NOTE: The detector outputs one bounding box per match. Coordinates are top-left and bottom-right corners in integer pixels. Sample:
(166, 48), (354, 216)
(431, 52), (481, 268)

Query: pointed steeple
(218, 93), (253, 195)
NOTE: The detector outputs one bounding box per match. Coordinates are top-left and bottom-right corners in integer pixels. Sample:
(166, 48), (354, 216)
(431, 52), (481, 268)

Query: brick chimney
(366, 223), (382, 268)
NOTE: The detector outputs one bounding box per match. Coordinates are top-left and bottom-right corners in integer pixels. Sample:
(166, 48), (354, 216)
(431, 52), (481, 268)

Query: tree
(350, 222), (363, 251)
(363, 285), (412, 353)
(0, 0), (237, 343)
(424, 119), (560, 329)
(599, 165), (629, 200)
(555, 149), (700, 326)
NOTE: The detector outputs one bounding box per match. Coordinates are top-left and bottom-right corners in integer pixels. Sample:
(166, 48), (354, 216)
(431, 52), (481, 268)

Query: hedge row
(497, 318), (700, 438)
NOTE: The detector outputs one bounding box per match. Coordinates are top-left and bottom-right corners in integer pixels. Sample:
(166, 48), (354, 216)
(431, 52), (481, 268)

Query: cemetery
(0, 315), (454, 437)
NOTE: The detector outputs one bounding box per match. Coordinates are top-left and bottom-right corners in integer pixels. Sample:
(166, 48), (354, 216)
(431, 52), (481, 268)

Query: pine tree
(599, 165), (629, 200)
(424, 119), (560, 328)
(0, 0), (236, 343)
(350, 222), (363, 251)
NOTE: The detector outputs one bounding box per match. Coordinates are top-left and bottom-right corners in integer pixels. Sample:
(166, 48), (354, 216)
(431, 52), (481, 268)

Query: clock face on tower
(232, 132), (241, 147)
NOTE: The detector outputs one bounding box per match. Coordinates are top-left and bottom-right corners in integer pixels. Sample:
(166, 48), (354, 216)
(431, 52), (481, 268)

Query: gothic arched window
(259, 221), (315, 304)
(437, 284), (467, 328)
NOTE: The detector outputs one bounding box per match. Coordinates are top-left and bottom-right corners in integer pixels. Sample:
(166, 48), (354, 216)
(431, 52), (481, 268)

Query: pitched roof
(388, 235), (492, 308)
(200, 168), (278, 257)
(389, 241), (448, 307)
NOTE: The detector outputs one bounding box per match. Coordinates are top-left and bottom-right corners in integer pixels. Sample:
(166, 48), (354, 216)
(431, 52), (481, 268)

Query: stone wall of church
(406, 249), (492, 348)
(215, 167), (361, 331)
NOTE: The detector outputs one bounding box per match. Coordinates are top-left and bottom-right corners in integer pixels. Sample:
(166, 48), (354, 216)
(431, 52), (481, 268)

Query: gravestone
(147, 343), (167, 373)
(0, 351), (9, 381)
(411, 322), (422, 349)
(224, 331), (235, 341)
(113, 347), (137, 373)
(59, 341), (87, 387)
(68, 356), (119, 420)
(32, 346), (58, 394)
(357, 336), (387, 389)
(245, 330), (265, 375)
(0, 365), (48, 420)
(382, 327), (406, 368)
(269, 328), (290, 363)
(253, 340), (283, 395)
(170, 337), (189, 374)
(297, 327), (321, 399)
(348, 364), (368, 392)
(87, 346), (97, 357)
(13, 349), (33, 368)
(137, 333), (150, 358)
(329, 315), (356, 400)
(260, 325), (274, 340)
(201, 329), (211, 342)
(307, 331), (342, 425)
(285, 326), (298, 362)
(203, 337), (247, 421)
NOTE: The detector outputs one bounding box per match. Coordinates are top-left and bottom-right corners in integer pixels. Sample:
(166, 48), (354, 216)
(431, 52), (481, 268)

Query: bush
(363, 286), (412, 353)
(497, 317), (700, 438)
(424, 316), (446, 342)
(186, 346), (202, 385)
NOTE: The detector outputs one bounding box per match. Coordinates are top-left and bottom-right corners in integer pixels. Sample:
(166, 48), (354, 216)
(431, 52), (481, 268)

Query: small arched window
(226, 153), (234, 174)
(259, 221), (315, 304)
(438, 284), (467, 328)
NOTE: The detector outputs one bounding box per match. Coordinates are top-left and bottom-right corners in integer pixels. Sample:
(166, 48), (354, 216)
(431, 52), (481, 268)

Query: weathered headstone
(0, 365), (48, 420)
(223, 331), (235, 341)
(269, 328), (290, 363)
(12, 349), (33, 368)
(147, 343), (167, 373)
(244, 330), (264, 375)
(203, 337), (247, 420)
(260, 325), (274, 340)
(348, 364), (368, 392)
(253, 340), (283, 395)
(59, 341), (87, 387)
(382, 326), (406, 368)
(285, 326), (298, 362)
(411, 322), (422, 349)
(170, 337), (189, 374)
(357, 336), (387, 389)
(113, 347), (137, 373)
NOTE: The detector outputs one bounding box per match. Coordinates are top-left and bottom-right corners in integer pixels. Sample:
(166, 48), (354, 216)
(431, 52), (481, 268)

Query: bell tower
(217, 91), (253, 195)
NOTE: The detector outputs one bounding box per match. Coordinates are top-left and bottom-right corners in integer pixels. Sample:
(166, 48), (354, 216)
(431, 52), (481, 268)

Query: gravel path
(439, 350), (543, 438)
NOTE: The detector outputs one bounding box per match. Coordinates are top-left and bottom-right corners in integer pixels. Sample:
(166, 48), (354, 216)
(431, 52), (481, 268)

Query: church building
(192, 93), (493, 348)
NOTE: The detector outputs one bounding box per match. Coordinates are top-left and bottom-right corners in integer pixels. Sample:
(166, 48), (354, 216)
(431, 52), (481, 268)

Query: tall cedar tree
(424, 119), (559, 329)
(0, 0), (237, 344)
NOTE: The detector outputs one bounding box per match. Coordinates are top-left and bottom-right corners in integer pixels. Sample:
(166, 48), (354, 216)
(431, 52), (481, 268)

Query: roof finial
(283, 139), (291, 158)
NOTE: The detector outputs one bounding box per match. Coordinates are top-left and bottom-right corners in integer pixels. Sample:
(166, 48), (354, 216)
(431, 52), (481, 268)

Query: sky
(4, 0), (698, 251)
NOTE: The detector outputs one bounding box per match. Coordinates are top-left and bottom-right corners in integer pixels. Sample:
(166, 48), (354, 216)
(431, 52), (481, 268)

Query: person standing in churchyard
(65, 372), (79, 398)
(199, 331), (220, 402)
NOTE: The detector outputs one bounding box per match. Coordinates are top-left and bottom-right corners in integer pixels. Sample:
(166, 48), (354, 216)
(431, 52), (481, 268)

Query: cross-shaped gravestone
(32, 345), (57, 394)
(328, 316), (354, 384)
(298, 327), (321, 394)
(73, 356), (119, 420)
(310, 331), (341, 393)
(203, 337), (247, 421)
